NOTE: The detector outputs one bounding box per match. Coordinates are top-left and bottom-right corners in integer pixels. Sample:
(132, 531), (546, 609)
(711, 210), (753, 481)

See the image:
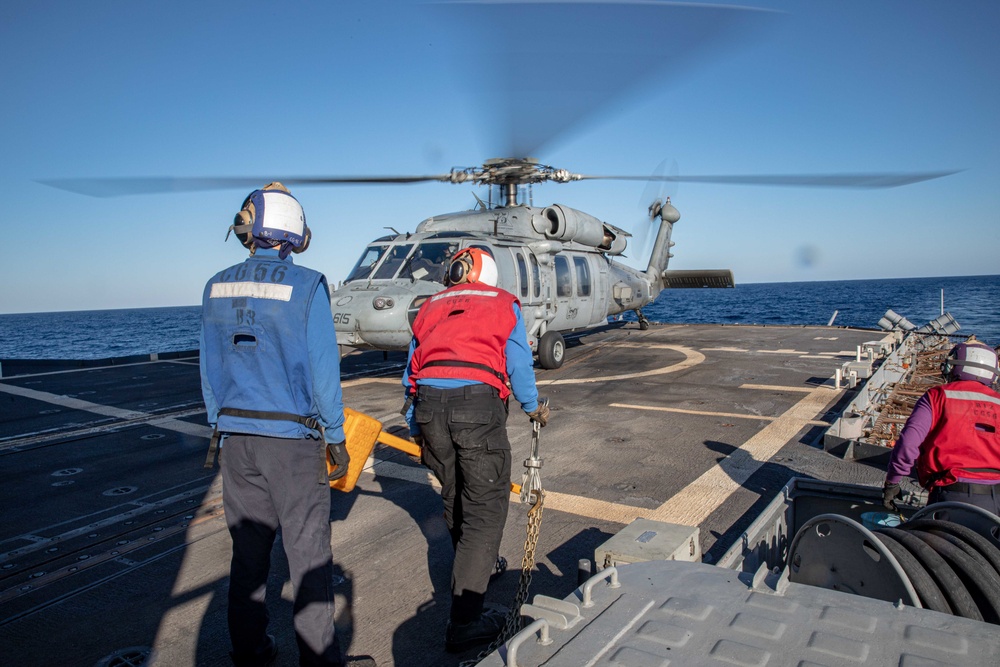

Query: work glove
(882, 481), (901, 511)
(327, 441), (350, 481)
(411, 434), (424, 449)
(527, 403), (550, 427)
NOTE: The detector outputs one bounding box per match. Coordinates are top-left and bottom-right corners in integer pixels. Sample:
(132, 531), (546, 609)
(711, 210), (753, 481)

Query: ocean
(0, 275), (996, 361)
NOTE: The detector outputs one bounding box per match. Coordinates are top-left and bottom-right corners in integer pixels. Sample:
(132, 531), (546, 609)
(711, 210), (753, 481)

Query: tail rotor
(635, 158), (678, 263)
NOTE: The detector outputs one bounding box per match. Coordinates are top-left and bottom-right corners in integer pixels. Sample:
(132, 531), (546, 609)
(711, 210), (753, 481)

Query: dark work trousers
(929, 482), (1000, 516)
(415, 384), (512, 625)
(220, 433), (342, 667)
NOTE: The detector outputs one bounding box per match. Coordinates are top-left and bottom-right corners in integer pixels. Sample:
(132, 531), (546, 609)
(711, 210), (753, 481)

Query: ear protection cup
(292, 225), (311, 254)
(231, 204), (256, 249)
(447, 248), (498, 287)
(448, 250), (477, 285)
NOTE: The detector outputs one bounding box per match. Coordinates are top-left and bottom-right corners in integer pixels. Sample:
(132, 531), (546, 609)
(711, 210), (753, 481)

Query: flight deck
(0, 322), (893, 667)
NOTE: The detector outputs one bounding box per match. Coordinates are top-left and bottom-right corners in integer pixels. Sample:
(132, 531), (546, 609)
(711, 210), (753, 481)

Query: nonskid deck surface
(0, 323), (890, 667)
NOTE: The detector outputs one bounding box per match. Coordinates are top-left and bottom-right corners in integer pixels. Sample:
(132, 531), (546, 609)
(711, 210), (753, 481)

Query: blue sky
(2, 0), (997, 314)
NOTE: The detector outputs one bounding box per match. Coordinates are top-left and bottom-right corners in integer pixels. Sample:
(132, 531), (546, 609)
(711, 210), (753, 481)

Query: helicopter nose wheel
(538, 330), (565, 369)
(635, 309), (650, 331)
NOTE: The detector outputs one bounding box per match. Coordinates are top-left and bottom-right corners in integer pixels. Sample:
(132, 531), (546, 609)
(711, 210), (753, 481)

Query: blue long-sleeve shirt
(200, 249), (345, 443)
(402, 302), (538, 434)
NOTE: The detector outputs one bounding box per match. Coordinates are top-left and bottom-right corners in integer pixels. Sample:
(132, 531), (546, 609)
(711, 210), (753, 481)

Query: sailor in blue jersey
(201, 183), (372, 667)
(402, 248), (550, 653)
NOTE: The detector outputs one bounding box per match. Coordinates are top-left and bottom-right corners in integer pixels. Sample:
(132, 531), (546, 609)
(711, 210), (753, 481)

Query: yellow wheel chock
(329, 407), (522, 496)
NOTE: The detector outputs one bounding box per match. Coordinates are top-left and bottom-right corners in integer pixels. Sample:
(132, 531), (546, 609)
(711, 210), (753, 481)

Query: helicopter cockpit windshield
(345, 240), (462, 285)
(345, 244), (389, 282)
(371, 244), (414, 280)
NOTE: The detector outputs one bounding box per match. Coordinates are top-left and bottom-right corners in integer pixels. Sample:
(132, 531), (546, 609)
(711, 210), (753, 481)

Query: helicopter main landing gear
(538, 330), (565, 369)
(635, 309), (649, 331)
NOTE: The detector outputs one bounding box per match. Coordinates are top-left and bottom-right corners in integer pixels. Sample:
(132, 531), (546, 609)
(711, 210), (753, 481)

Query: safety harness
(204, 408), (324, 471)
(421, 359), (507, 384)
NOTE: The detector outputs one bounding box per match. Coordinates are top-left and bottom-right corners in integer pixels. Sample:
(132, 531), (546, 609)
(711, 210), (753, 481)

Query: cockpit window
(372, 244), (414, 280)
(346, 245), (388, 282)
(400, 241), (459, 283)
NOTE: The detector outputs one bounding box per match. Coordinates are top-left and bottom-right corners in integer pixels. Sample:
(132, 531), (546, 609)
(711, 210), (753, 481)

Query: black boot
(445, 607), (508, 653)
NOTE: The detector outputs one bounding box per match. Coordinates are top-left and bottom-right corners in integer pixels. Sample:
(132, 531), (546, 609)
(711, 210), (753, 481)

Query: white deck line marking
(611, 403), (773, 421)
(537, 344), (704, 386)
(0, 383), (214, 442)
(523, 381), (840, 526)
(609, 403), (829, 426)
(0, 382), (148, 420)
(643, 384), (839, 526)
(701, 347), (749, 353)
(740, 383), (827, 393)
(0, 358), (195, 379)
(342, 377), (403, 388)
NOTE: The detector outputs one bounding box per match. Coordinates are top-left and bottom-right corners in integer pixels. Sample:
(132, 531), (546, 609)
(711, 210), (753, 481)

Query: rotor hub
(449, 158), (582, 188)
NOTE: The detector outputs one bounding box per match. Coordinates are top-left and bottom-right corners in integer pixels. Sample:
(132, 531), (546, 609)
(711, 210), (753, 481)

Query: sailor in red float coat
(914, 380), (1000, 488)
(883, 341), (1000, 516)
(401, 248), (549, 653)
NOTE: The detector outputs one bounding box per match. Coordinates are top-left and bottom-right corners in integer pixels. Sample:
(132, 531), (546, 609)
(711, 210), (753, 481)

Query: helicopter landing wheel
(636, 309), (650, 331)
(538, 330), (565, 369)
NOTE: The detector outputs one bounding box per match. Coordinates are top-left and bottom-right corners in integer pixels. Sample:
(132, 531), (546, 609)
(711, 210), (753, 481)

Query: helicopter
(41, 156), (956, 371)
(327, 157), (734, 369)
(318, 156), (958, 368)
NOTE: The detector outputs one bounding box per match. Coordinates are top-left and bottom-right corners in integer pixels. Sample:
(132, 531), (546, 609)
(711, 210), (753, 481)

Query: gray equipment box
(480, 479), (999, 667)
(594, 517), (700, 569)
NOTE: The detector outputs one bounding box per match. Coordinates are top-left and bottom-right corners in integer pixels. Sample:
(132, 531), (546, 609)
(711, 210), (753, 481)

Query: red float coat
(409, 284), (517, 399)
(915, 380), (1000, 488)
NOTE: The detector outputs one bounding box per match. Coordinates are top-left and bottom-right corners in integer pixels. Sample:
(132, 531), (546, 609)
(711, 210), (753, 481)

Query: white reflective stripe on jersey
(943, 390), (1000, 406)
(430, 289), (499, 302)
(209, 282), (293, 301)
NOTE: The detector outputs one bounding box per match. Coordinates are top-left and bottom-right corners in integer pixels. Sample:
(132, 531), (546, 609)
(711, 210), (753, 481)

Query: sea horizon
(1, 273), (997, 360)
(2, 272), (995, 317)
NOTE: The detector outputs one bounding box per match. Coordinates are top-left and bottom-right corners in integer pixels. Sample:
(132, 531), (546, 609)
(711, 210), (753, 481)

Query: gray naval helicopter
(321, 157), (955, 369)
(328, 157), (732, 369)
(43, 160), (958, 371)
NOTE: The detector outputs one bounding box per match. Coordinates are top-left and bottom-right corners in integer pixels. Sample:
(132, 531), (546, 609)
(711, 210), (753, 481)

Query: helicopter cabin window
(346, 245), (389, 282)
(574, 257), (591, 297)
(555, 255), (573, 298)
(372, 244), (414, 280)
(529, 255), (540, 298)
(516, 254), (528, 298)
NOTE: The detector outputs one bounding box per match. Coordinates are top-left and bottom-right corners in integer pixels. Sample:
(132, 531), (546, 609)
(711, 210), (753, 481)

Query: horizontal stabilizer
(662, 269), (735, 289)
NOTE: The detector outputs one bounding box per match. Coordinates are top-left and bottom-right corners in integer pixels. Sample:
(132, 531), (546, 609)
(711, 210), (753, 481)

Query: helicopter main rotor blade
(39, 174), (455, 197)
(433, 2), (780, 159)
(575, 170), (963, 189)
